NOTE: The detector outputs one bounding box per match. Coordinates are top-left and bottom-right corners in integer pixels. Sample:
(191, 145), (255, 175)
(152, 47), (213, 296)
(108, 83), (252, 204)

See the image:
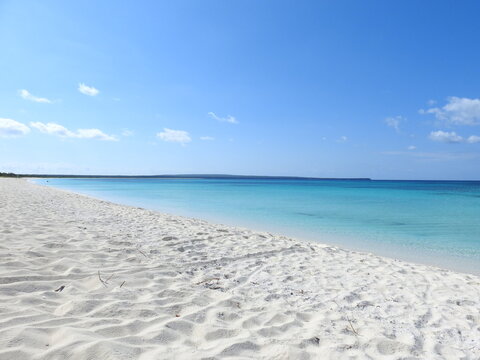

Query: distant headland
(0, 172), (371, 181)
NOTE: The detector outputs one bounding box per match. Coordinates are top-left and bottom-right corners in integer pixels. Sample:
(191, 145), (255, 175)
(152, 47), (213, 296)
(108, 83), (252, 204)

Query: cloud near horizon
(0, 118), (30, 137)
(200, 136), (214, 141)
(208, 112), (238, 124)
(156, 128), (191, 145)
(421, 97), (480, 126)
(383, 150), (480, 162)
(18, 89), (52, 103)
(30, 121), (117, 141)
(78, 83), (100, 96)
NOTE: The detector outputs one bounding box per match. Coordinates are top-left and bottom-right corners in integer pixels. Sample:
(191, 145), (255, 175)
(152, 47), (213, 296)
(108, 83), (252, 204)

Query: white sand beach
(0, 178), (479, 359)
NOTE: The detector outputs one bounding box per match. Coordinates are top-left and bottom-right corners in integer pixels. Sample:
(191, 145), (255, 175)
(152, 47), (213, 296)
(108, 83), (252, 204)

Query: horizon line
(2, 172), (480, 181)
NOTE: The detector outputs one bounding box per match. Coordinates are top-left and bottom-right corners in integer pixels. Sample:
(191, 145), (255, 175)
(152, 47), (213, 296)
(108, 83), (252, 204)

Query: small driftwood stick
(196, 277), (220, 285)
(136, 247), (149, 258)
(347, 317), (359, 336)
(98, 270), (109, 287)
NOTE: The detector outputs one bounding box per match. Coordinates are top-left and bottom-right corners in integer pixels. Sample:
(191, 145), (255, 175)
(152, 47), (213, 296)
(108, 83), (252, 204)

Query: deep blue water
(34, 177), (480, 274)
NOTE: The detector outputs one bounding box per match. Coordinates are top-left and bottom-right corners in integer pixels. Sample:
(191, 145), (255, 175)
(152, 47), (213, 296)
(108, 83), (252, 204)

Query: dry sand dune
(0, 178), (479, 359)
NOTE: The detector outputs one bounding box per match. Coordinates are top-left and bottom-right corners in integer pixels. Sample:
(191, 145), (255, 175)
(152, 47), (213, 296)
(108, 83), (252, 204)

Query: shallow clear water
(34, 177), (480, 274)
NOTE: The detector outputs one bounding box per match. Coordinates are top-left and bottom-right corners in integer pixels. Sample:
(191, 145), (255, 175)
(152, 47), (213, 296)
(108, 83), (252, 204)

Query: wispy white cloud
(200, 136), (214, 141)
(383, 151), (480, 162)
(18, 89), (52, 103)
(429, 130), (463, 143)
(30, 122), (75, 137)
(156, 128), (191, 145)
(0, 118), (30, 137)
(337, 136), (348, 142)
(76, 129), (117, 141)
(208, 112), (238, 124)
(407, 145), (416, 150)
(428, 130), (480, 145)
(121, 129), (134, 137)
(30, 121), (117, 141)
(420, 97), (480, 125)
(467, 135), (480, 144)
(78, 83), (99, 96)
(385, 116), (404, 133)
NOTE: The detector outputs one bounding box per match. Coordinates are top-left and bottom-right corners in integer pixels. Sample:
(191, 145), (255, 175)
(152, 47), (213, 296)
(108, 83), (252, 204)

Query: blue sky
(1, 0), (480, 179)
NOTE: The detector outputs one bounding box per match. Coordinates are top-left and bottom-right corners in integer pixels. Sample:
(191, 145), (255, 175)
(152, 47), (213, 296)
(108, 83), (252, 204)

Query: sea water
(34, 177), (480, 274)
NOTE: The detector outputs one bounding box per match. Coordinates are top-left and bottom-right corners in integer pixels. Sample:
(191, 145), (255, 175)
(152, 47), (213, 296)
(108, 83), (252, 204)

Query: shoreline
(1, 178), (479, 358)
(32, 178), (480, 276)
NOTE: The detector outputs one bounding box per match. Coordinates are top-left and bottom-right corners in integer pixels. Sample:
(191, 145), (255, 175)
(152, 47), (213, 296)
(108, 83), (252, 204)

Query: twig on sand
(332, 300), (360, 337)
(136, 246), (149, 258)
(54, 285), (65, 292)
(120, 281), (126, 288)
(347, 317), (360, 336)
(196, 277), (220, 285)
(98, 270), (112, 287)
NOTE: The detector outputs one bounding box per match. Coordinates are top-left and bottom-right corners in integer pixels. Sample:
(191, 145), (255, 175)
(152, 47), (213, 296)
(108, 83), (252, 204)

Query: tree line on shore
(0, 172), (18, 177)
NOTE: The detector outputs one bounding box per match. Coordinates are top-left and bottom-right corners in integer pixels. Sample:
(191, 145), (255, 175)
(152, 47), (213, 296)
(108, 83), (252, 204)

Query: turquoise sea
(34, 177), (480, 274)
